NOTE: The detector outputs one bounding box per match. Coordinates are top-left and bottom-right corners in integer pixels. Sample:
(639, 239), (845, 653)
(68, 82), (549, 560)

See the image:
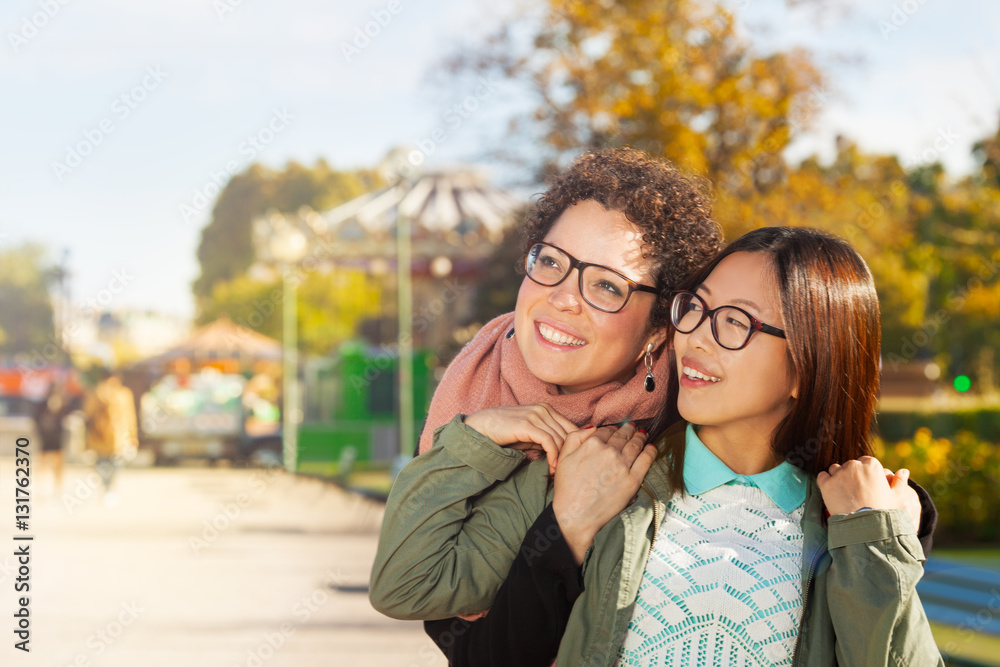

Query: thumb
(561, 426), (595, 459)
(891, 468), (910, 489)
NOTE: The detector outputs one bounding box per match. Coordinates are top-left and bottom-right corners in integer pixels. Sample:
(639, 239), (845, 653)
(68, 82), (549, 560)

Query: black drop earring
(643, 343), (656, 392)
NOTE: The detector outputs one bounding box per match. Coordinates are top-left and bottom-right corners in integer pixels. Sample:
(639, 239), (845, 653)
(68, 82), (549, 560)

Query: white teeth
(683, 365), (721, 383)
(538, 323), (586, 347)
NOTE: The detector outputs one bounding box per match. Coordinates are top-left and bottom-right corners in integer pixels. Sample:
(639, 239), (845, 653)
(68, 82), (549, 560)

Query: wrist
(463, 411), (490, 437)
(552, 506), (597, 566)
(561, 529), (594, 566)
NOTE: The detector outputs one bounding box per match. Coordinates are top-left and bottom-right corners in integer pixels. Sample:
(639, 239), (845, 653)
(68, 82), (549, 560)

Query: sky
(1, 0), (998, 322)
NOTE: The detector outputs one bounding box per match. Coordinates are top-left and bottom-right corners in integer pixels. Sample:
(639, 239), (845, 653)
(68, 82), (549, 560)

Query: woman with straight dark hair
(374, 227), (941, 665)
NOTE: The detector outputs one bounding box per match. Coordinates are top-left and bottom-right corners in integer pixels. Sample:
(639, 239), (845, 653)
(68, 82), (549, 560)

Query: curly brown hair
(523, 147), (723, 328)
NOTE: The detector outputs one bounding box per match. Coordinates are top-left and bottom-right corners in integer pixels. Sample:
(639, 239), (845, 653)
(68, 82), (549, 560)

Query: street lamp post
(396, 213), (414, 458)
(270, 217), (307, 473)
(281, 262), (299, 473)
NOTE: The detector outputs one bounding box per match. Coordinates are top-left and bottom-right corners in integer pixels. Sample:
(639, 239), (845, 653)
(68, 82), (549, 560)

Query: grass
(296, 460), (395, 497)
(927, 548), (1000, 665)
(933, 548), (1000, 570)
(346, 469), (394, 496)
(878, 394), (1000, 413)
(932, 623), (1000, 666)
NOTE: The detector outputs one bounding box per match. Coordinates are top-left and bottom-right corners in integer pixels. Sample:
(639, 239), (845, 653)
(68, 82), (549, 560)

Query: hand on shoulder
(464, 404), (578, 473)
(817, 456), (921, 530)
(552, 423), (657, 565)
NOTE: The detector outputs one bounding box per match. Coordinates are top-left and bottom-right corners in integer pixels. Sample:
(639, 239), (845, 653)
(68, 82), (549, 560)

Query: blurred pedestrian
(84, 369), (137, 507)
(32, 379), (71, 495)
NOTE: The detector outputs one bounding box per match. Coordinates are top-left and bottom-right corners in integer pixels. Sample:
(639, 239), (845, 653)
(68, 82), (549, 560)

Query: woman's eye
(595, 280), (624, 297)
(726, 316), (749, 331)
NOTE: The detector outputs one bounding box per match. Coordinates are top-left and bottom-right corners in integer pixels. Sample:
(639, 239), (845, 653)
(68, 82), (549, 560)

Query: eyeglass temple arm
(758, 322), (786, 338)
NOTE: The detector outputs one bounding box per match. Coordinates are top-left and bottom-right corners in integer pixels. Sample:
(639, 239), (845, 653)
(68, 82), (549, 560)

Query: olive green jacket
(370, 416), (944, 666)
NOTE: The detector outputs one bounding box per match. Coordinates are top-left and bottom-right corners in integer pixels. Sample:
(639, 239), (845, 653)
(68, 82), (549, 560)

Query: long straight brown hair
(650, 227), (882, 486)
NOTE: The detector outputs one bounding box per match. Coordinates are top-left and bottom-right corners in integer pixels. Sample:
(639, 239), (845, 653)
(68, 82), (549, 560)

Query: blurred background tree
(192, 160), (381, 308)
(196, 269), (384, 356)
(0, 243), (57, 356)
(192, 161), (385, 355)
(444, 0), (824, 185)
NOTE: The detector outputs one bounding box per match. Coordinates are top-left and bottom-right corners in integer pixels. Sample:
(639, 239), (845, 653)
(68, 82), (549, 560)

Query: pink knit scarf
(417, 312), (671, 453)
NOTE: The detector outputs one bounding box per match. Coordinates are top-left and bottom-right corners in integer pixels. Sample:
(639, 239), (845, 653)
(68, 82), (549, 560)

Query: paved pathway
(0, 457), (446, 667)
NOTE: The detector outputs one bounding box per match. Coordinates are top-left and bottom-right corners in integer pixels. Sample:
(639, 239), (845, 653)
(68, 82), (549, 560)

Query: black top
(423, 503), (582, 667)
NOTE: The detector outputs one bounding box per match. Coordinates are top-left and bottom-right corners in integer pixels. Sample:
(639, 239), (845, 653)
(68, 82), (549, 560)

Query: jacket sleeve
(424, 503), (584, 667)
(825, 508), (944, 667)
(369, 414), (547, 621)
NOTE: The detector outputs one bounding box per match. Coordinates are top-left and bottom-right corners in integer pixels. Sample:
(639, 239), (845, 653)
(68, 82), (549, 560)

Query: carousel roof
(323, 169), (523, 236)
(253, 166), (524, 266)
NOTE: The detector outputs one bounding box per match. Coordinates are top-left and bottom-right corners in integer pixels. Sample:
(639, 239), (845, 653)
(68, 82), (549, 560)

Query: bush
(874, 429), (1000, 543)
(877, 408), (1000, 442)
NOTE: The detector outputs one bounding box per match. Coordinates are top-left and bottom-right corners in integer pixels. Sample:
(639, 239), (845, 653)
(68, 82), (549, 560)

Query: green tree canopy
(192, 160), (381, 311)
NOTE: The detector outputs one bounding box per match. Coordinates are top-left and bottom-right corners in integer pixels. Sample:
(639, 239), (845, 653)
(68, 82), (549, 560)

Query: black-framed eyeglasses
(525, 242), (658, 314)
(670, 290), (786, 350)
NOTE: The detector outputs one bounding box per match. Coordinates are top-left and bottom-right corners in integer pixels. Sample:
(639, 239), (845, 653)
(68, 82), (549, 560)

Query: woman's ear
(647, 327), (668, 353)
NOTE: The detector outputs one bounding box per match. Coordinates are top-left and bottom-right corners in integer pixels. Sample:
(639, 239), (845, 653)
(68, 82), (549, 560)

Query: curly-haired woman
(412, 147), (724, 461)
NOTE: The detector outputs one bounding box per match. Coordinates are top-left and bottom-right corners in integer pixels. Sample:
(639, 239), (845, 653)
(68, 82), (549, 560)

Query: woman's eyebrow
(695, 285), (763, 313)
(730, 297), (763, 313)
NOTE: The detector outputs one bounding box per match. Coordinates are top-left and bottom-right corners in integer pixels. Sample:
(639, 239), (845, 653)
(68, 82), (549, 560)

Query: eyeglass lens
(671, 292), (753, 349)
(527, 244), (633, 312)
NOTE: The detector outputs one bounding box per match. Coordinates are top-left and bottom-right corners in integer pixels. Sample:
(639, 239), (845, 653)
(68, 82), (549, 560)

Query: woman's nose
(547, 271), (583, 312)
(687, 315), (716, 351)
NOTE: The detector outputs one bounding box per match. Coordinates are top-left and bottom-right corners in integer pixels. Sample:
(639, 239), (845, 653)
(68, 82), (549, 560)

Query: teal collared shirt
(682, 424), (808, 513)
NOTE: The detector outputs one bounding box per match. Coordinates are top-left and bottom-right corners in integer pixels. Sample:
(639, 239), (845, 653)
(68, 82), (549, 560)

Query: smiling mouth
(538, 323), (586, 347)
(682, 365), (721, 383)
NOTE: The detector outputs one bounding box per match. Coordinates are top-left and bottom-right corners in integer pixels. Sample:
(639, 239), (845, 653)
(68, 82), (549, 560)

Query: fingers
(629, 444), (658, 483)
(547, 408), (579, 436)
(466, 403), (579, 467)
(526, 426), (564, 468)
(590, 422), (647, 468)
(539, 437), (563, 475)
(820, 463), (841, 484)
(605, 422), (639, 452)
(538, 438), (566, 474)
(559, 425), (596, 458)
(619, 426), (648, 464)
(457, 611), (488, 621)
(528, 404), (577, 457)
(563, 423), (626, 455)
(825, 458), (893, 479)
(529, 405), (575, 459)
